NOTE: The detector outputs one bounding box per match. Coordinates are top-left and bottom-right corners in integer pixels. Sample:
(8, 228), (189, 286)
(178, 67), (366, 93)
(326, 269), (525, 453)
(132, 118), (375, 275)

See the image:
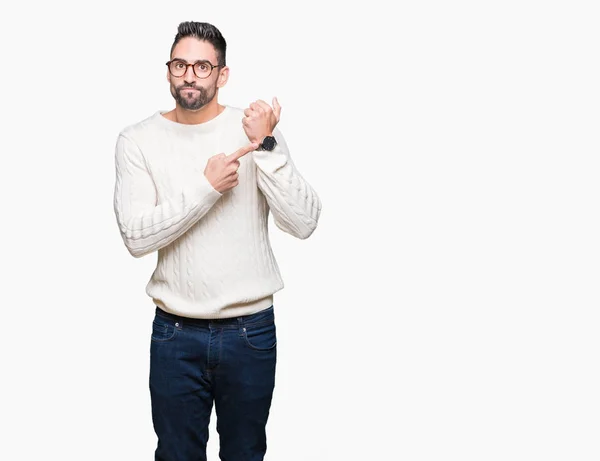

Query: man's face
(168, 37), (225, 111)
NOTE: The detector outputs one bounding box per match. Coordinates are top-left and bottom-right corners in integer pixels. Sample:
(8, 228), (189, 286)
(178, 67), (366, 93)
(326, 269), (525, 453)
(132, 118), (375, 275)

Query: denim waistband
(155, 305), (274, 328)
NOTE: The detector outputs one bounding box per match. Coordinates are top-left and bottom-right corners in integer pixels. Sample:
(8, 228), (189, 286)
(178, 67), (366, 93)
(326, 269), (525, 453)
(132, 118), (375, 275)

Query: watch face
(262, 136), (276, 151)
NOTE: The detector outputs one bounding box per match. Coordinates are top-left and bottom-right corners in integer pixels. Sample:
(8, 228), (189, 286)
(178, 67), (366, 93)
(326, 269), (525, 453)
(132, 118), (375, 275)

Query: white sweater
(113, 105), (321, 319)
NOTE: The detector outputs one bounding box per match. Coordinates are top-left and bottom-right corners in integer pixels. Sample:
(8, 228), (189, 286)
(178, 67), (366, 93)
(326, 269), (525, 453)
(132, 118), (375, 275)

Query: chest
(139, 129), (255, 200)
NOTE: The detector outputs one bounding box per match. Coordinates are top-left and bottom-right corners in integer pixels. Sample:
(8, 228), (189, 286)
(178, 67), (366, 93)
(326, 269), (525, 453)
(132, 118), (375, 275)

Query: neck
(171, 98), (224, 125)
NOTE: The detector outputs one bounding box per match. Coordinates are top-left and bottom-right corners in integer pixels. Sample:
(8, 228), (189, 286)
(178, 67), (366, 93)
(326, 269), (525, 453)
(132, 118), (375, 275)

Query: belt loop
(237, 315), (244, 336)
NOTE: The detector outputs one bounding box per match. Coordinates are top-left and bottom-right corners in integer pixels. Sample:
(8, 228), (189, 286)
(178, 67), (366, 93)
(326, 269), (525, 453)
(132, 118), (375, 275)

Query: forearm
(114, 176), (222, 257)
(253, 133), (321, 239)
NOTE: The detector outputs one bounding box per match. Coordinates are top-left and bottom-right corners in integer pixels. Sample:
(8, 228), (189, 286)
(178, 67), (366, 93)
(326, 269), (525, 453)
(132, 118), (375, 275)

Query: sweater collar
(154, 105), (230, 133)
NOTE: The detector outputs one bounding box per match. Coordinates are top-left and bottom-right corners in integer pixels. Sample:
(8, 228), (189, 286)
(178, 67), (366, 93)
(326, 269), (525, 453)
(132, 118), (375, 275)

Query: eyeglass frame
(165, 59), (223, 79)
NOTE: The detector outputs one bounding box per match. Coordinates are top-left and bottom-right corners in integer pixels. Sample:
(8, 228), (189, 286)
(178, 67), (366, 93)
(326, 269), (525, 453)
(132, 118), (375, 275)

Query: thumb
(273, 97), (281, 120)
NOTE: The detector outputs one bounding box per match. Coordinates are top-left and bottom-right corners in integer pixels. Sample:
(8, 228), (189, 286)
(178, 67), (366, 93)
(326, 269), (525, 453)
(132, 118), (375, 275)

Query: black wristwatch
(257, 135), (277, 151)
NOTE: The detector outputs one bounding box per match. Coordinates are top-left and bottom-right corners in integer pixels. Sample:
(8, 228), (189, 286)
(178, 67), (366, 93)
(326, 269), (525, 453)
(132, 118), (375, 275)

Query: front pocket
(151, 319), (177, 342)
(242, 321), (277, 351)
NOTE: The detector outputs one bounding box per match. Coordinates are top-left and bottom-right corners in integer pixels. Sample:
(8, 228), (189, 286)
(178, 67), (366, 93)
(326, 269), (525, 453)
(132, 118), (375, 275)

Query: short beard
(171, 83), (217, 111)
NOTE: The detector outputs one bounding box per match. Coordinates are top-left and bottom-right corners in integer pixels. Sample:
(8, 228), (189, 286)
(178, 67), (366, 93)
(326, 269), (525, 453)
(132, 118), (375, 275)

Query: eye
(174, 61), (186, 69)
(198, 63), (209, 71)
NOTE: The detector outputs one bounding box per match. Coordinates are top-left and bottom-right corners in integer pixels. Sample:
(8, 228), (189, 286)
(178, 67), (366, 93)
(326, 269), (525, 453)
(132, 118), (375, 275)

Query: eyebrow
(171, 57), (212, 64)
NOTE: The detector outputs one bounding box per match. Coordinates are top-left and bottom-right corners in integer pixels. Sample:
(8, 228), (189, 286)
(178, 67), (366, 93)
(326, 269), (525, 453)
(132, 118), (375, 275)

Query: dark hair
(170, 21), (227, 66)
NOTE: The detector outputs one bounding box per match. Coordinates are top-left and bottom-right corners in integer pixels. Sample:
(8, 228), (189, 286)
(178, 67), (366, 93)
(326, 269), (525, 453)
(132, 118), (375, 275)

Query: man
(113, 21), (321, 461)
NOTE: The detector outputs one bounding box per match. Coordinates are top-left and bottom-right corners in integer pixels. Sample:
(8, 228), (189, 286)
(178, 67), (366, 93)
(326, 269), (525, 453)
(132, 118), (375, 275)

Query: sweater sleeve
(252, 128), (322, 239)
(113, 133), (223, 258)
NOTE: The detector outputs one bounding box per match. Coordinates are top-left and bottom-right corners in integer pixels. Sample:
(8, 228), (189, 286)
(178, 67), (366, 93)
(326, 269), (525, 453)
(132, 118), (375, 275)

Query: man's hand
(204, 143), (259, 193)
(242, 97), (281, 145)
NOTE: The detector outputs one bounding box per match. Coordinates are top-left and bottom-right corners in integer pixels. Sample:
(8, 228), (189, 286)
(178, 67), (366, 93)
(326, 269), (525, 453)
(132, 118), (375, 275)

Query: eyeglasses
(166, 59), (222, 79)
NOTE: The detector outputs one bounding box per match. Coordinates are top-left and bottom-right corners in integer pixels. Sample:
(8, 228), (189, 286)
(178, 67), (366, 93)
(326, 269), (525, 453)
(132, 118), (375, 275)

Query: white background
(0, 1), (599, 460)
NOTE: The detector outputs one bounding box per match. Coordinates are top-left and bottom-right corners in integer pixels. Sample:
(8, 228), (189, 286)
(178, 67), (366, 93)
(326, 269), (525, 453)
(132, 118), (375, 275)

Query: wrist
(256, 134), (277, 152)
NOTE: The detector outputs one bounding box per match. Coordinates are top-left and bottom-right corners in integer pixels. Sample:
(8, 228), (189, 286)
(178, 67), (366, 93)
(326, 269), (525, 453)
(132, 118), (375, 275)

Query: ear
(216, 66), (230, 89)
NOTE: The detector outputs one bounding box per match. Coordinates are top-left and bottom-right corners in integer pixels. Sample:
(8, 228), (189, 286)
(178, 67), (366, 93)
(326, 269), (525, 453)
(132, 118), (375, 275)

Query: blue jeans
(149, 305), (277, 461)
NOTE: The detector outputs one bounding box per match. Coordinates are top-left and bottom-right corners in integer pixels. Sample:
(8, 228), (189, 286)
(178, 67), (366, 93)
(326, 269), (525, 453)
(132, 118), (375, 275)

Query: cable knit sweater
(113, 105), (321, 319)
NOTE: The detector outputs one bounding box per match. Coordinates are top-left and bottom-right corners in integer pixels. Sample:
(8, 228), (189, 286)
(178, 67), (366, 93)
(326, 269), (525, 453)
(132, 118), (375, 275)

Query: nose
(183, 64), (197, 84)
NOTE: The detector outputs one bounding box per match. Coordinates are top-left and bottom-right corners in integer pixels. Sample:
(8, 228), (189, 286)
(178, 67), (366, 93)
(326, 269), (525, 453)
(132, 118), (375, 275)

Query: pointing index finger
(227, 142), (259, 162)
